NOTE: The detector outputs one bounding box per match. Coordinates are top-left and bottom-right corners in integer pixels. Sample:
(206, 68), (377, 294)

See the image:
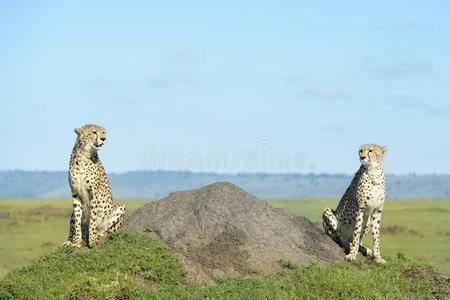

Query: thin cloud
(368, 59), (433, 77)
(147, 76), (172, 88)
(284, 73), (309, 86)
(147, 51), (204, 88)
(86, 79), (115, 94)
(389, 20), (432, 34)
(101, 97), (142, 107)
(167, 51), (206, 67)
(147, 74), (201, 88)
(317, 125), (345, 133)
(391, 96), (450, 115)
(285, 74), (350, 102)
(298, 87), (350, 102)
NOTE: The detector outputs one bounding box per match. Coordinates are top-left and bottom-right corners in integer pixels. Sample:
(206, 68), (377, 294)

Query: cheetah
(322, 144), (388, 264)
(62, 124), (125, 248)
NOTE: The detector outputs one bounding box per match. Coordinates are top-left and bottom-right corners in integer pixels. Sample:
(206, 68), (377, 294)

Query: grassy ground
(0, 198), (449, 279)
(271, 198), (450, 275)
(0, 198), (149, 278)
(1, 230), (449, 299)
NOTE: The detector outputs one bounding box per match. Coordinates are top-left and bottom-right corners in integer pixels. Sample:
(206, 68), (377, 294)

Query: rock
(125, 182), (343, 283)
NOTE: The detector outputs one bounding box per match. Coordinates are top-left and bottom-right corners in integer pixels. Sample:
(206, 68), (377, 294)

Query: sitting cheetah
(322, 144), (388, 263)
(63, 124), (126, 248)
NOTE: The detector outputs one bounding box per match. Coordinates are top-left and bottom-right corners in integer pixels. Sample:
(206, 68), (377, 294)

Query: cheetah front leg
(371, 207), (385, 264)
(62, 197), (83, 248)
(345, 206), (365, 262)
(88, 202), (100, 248)
(358, 218), (373, 257)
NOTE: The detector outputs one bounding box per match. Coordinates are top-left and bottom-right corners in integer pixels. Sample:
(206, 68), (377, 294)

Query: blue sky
(1, 1), (449, 174)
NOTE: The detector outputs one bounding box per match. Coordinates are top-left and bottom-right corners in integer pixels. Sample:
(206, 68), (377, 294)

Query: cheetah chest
(364, 183), (385, 213)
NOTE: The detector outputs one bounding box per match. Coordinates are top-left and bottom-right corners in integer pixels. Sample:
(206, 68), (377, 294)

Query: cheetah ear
(382, 146), (388, 154)
(74, 128), (81, 135)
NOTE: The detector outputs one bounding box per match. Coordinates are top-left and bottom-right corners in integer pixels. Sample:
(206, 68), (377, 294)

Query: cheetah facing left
(322, 144), (388, 264)
(63, 124), (125, 248)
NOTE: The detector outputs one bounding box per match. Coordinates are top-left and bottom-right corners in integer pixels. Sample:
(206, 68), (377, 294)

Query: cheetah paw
(374, 257), (386, 264)
(88, 239), (99, 248)
(62, 240), (82, 248)
(345, 254), (356, 262)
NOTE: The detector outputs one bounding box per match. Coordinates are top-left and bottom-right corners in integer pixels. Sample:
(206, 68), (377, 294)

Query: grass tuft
(0, 230), (184, 299)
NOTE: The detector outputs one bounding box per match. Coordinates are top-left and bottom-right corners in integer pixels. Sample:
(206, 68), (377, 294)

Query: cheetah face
(359, 144), (388, 169)
(74, 124), (107, 149)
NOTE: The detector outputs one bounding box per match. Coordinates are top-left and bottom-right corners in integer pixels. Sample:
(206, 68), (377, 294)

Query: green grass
(1, 198), (450, 278)
(1, 198), (449, 278)
(1, 198), (449, 299)
(270, 199), (450, 275)
(0, 231), (184, 299)
(1, 230), (448, 300)
(0, 198), (149, 278)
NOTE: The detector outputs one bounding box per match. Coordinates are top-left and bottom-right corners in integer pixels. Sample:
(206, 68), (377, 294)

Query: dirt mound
(125, 182), (344, 283)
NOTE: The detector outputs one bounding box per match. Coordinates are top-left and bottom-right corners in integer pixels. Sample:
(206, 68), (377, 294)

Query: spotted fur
(323, 144), (388, 264)
(62, 124), (125, 248)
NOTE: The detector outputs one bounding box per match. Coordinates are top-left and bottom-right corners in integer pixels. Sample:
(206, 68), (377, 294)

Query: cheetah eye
(92, 131), (97, 134)
(368, 150), (373, 153)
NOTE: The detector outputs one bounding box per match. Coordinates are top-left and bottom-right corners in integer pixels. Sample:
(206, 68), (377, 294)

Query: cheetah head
(74, 124), (107, 149)
(359, 144), (388, 169)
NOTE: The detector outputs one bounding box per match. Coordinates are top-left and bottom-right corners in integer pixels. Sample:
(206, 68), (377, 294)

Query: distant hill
(0, 170), (449, 199)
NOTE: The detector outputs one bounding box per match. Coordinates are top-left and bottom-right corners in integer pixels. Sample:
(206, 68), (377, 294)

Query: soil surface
(125, 182), (344, 283)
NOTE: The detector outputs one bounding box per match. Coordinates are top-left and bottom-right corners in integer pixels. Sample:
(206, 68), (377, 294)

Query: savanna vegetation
(0, 198), (449, 299)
